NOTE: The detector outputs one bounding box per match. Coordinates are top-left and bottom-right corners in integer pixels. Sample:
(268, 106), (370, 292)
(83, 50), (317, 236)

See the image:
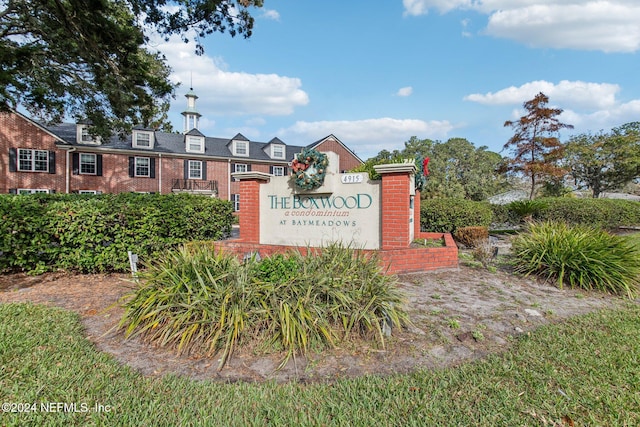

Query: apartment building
(1, 90), (362, 210)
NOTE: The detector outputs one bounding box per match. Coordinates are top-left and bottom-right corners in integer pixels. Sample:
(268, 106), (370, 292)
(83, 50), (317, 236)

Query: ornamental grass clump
(118, 245), (257, 368)
(511, 221), (640, 298)
(118, 244), (408, 369)
(294, 244), (409, 343)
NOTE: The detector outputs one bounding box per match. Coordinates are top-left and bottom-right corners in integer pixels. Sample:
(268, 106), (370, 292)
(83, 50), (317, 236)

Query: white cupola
(181, 88), (202, 133)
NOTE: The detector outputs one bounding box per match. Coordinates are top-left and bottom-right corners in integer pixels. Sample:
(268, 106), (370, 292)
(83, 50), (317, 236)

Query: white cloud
(560, 100), (640, 130)
(403, 1), (640, 53)
(468, 80), (640, 139)
(262, 9), (281, 21)
(464, 80), (620, 110)
(151, 35), (309, 121)
(402, 0), (429, 16)
(279, 118), (455, 158)
(396, 86), (413, 97)
(403, 0), (470, 16)
(486, 2), (640, 52)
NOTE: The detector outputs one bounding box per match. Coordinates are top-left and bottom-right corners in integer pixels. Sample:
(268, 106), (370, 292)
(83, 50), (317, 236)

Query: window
(78, 190), (98, 195)
(133, 131), (153, 149)
(187, 136), (204, 153)
(18, 149), (49, 172)
(79, 153), (97, 175)
(272, 166), (285, 176)
(188, 160), (202, 180)
(17, 189), (50, 194)
(72, 153), (102, 176)
(231, 194), (240, 211)
(128, 156), (155, 178)
(135, 157), (150, 177)
(271, 145), (285, 159)
(81, 127), (93, 143)
(233, 141), (248, 156)
(77, 125), (100, 144)
(232, 163), (249, 181)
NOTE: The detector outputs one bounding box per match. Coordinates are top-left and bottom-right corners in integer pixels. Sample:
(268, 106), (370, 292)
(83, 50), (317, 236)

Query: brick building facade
(1, 92), (362, 208)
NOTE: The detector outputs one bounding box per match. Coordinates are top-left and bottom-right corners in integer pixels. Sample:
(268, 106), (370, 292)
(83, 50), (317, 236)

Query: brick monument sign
(215, 151), (457, 274)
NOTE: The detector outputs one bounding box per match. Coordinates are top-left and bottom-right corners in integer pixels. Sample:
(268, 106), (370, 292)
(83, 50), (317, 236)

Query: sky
(151, 0), (640, 161)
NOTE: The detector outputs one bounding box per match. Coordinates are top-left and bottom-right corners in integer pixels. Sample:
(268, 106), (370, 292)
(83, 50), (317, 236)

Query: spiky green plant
(118, 245), (259, 367)
(508, 199), (548, 222)
(118, 244), (409, 369)
(511, 221), (640, 298)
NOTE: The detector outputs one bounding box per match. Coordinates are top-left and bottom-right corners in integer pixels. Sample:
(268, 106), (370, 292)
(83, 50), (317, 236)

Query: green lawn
(1, 302), (639, 426)
(627, 231), (640, 250)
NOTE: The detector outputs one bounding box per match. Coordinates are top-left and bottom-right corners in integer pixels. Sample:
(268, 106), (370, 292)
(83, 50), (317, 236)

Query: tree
(402, 135), (433, 160)
(565, 122), (640, 198)
(0, 0), (262, 136)
(421, 138), (507, 200)
(503, 92), (573, 199)
(353, 137), (508, 200)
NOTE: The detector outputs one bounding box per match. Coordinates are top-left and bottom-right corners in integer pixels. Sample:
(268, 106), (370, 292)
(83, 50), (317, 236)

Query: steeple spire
(181, 87), (202, 133)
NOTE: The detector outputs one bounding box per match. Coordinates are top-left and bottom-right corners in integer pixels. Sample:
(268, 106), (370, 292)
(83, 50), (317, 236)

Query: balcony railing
(171, 179), (218, 194)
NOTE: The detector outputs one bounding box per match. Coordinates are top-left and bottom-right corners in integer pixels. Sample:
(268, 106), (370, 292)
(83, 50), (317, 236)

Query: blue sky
(153, 1), (640, 160)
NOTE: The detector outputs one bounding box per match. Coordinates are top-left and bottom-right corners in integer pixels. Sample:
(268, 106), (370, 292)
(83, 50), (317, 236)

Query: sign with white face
(259, 172), (381, 249)
(340, 173), (365, 184)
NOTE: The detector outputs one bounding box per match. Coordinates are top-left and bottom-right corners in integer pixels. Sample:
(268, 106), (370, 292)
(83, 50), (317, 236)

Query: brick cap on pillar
(231, 171), (272, 182)
(373, 161), (417, 175)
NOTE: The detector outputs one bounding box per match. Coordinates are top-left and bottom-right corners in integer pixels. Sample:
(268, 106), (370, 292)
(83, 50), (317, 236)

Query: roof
(308, 134), (363, 164)
(44, 122), (311, 163)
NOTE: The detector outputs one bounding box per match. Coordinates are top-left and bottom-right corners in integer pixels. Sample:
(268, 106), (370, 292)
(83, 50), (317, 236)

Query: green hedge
(489, 203), (520, 226)
(420, 197), (640, 232)
(0, 193), (233, 274)
(0, 195), (52, 273)
(533, 198), (640, 228)
(420, 199), (493, 233)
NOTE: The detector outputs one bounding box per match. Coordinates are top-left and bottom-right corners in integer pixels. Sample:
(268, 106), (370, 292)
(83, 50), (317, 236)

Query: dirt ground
(0, 260), (628, 384)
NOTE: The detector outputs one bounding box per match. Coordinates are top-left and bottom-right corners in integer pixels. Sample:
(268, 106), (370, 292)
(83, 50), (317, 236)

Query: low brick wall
(380, 232), (458, 274)
(214, 231), (458, 275)
(228, 165), (459, 274)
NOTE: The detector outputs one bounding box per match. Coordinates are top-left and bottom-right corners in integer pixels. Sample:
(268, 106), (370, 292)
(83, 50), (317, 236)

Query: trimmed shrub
(489, 203), (519, 227)
(420, 198), (493, 233)
(0, 194), (54, 274)
(118, 244), (409, 369)
(534, 198), (640, 228)
(0, 193), (233, 273)
(511, 221), (640, 298)
(453, 226), (489, 248)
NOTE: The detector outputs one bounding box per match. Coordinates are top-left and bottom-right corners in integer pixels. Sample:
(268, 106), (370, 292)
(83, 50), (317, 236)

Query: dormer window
(265, 138), (286, 159)
(186, 135), (204, 153)
(271, 144), (285, 159)
(76, 125), (101, 145)
(233, 140), (249, 157)
(133, 130), (154, 149)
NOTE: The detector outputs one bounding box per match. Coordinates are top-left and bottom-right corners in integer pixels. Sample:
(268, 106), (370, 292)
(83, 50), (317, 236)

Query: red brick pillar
(374, 163), (416, 250)
(232, 172), (271, 244)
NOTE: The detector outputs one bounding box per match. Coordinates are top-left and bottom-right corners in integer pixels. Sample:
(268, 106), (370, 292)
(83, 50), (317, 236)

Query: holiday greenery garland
(415, 156), (430, 192)
(290, 148), (329, 191)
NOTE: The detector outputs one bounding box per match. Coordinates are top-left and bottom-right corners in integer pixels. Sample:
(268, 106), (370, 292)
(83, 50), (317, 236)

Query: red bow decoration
(423, 157), (430, 176)
(291, 158), (308, 172)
